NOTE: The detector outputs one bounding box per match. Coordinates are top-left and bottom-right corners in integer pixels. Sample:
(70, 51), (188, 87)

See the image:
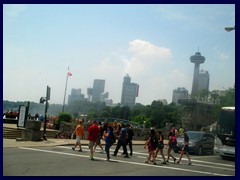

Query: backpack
(151, 135), (159, 148)
(170, 136), (177, 147)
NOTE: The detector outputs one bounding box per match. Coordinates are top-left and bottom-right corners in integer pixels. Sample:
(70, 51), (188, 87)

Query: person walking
(125, 124), (134, 156)
(94, 121), (104, 153)
(113, 124), (129, 158)
(71, 119), (85, 152)
(87, 120), (100, 160)
(144, 128), (158, 165)
(103, 126), (114, 161)
(152, 130), (166, 164)
(166, 131), (177, 163)
(176, 132), (192, 165)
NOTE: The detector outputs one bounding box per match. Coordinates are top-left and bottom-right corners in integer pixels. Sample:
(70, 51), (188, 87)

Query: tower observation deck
(190, 52), (205, 97)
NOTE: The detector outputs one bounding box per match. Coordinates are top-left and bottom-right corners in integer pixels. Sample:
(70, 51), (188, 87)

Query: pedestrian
(71, 119), (85, 152)
(152, 130), (166, 164)
(177, 132), (192, 165)
(113, 124), (129, 158)
(144, 128), (158, 165)
(115, 121), (123, 136)
(94, 121), (104, 153)
(103, 126), (114, 161)
(125, 124), (134, 156)
(171, 126), (175, 136)
(166, 131), (177, 163)
(87, 120), (100, 160)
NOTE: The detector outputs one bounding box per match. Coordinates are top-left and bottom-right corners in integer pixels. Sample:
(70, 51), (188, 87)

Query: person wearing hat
(71, 119), (85, 152)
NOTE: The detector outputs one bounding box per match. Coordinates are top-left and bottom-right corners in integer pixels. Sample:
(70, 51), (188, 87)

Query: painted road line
(19, 147), (232, 176)
(59, 146), (235, 168)
(136, 156), (234, 171)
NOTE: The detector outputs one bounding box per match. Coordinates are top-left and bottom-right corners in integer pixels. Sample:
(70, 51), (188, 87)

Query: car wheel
(197, 146), (203, 155)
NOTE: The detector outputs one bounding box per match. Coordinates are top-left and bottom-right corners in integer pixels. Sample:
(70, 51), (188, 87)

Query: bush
(55, 112), (72, 125)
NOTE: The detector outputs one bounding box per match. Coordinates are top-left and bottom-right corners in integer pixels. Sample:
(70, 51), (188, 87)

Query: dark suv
(173, 131), (215, 155)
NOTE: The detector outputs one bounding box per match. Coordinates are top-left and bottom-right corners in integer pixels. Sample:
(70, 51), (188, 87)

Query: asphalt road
(3, 145), (235, 176)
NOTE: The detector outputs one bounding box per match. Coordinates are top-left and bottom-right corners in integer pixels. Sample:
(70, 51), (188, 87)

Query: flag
(67, 71), (72, 76)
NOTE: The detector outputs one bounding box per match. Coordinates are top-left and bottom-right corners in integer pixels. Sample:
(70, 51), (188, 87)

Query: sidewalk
(3, 138), (146, 148)
(3, 123), (167, 148)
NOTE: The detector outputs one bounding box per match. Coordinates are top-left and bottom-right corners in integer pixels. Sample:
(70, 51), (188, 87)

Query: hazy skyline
(3, 4), (235, 105)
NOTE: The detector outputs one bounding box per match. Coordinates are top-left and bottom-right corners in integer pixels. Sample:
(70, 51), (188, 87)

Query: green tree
(56, 112), (72, 124)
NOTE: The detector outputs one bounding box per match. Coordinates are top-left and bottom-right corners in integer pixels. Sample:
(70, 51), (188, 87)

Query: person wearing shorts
(152, 131), (166, 164)
(177, 132), (192, 165)
(88, 120), (100, 160)
(72, 119), (85, 152)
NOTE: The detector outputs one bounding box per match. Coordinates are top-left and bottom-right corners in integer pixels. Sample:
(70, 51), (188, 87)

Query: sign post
(18, 105), (27, 128)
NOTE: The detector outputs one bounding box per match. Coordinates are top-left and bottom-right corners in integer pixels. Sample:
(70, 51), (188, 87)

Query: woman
(144, 128), (157, 165)
(103, 126), (114, 161)
(166, 131), (177, 163)
(152, 131), (166, 164)
(177, 132), (192, 165)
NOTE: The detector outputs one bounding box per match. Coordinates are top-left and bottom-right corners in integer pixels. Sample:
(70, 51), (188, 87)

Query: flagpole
(62, 67), (69, 112)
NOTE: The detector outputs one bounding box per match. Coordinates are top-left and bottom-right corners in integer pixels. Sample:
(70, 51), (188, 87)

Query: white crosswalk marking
(19, 146), (234, 176)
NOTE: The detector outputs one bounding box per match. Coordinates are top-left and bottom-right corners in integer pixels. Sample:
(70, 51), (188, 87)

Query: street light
(225, 26), (235, 32)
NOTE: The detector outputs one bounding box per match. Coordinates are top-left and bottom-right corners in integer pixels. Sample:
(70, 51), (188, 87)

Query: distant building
(198, 69), (210, 93)
(92, 79), (105, 103)
(172, 87), (189, 105)
(68, 88), (85, 104)
(121, 74), (139, 107)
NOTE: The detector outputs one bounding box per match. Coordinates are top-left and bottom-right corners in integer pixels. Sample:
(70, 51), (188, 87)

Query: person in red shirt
(88, 120), (100, 160)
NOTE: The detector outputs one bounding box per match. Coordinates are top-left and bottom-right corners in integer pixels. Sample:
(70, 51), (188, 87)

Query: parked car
(173, 131), (215, 155)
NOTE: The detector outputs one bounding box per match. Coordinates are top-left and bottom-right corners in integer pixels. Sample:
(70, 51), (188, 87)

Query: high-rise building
(172, 87), (189, 105)
(121, 74), (139, 107)
(92, 79), (105, 103)
(68, 88), (84, 104)
(198, 70), (210, 93)
(190, 51), (205, 97)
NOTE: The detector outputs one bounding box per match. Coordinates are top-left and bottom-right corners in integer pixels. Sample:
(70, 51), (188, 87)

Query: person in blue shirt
(103, 126), (114, 161)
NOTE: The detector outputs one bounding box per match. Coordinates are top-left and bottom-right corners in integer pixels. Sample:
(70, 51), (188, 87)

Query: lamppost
(40, 85), (51, 140)
(225, 26), (235, 32)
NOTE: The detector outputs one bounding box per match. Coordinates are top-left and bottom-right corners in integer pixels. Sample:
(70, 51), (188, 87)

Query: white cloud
(124, 39), (172, 76)
(90, 39), (174, 104)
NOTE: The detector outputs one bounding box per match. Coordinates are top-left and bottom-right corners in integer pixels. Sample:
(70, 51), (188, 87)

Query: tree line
(3, 86), (235, 129)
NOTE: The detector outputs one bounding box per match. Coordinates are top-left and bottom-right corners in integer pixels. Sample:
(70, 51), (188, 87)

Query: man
(94, 121), (104, 153)
(126, 124), (134, 156)
(88, 120), (100, 160)
(113, 124), (129, 158)
(71, 119), (85, 152)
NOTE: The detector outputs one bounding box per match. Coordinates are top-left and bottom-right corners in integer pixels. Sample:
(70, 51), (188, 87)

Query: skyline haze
(3, 4), (235, 105)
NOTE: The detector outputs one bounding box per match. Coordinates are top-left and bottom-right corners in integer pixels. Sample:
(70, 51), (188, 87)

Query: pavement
(3, 138), (149, 148)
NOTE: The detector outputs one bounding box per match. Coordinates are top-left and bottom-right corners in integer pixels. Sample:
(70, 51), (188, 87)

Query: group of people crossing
(71, 119), (134, 161)
(70, 119), (191, 165)
(144, 127), (191, 165)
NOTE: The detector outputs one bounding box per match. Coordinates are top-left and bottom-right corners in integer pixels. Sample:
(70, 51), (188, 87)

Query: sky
(3, 4), (235, 106)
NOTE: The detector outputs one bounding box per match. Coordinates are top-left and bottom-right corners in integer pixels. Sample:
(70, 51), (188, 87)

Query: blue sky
(3, 4), (235, 105)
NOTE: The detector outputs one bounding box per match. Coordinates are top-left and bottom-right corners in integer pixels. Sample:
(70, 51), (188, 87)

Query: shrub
(55, 112), (72, 125)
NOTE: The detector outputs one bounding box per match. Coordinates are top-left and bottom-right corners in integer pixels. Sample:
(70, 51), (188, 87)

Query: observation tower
(190, 51), (205, 97)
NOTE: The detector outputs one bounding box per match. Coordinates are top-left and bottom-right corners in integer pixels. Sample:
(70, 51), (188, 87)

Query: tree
(56, 112), (72, 124)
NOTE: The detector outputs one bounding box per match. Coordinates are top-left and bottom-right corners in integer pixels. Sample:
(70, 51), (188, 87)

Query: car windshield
(186, 132), (203, 140)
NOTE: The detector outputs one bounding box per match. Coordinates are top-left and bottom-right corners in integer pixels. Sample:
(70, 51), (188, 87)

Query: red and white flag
(67, 71), (72, 76)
